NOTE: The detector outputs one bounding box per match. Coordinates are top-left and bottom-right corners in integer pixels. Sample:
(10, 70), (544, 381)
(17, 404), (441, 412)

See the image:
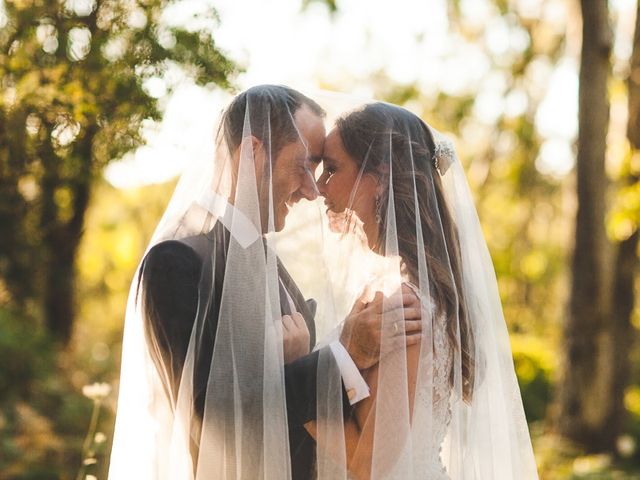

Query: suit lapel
(207, 220), (317, 349)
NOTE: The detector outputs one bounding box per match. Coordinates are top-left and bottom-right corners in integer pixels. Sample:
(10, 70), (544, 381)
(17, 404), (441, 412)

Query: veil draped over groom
(109, 86), (538, 480)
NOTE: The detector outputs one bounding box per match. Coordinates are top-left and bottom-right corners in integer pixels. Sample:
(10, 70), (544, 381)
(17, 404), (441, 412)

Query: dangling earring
(375, 193), (382, 225)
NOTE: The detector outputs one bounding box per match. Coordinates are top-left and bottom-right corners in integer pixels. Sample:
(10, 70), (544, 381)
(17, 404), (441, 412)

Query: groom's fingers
(291, 312), (307, 331)
(281, 314), (295, 332)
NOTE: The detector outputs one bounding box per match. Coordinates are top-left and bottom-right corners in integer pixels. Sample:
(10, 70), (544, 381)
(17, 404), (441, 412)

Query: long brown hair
(337, 103), (475, 402)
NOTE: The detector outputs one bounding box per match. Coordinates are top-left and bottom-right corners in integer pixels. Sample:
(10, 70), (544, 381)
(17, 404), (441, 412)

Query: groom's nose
(298, 167), (319, 201)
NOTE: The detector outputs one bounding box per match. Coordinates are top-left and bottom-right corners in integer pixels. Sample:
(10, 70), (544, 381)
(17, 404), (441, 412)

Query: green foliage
(608, 147), (640, 242)
(2, 178), (175, 478)
(511, 334), (556, 422)
(301, 0), (337, 14)
(0, 0), (236, 341)
(0, 308), (106, 480)
(0, 308), (53, 404)
(0, 0), (638, 477)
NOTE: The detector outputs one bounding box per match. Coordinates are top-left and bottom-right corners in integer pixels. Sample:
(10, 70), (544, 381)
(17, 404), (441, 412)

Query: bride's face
(317, 128), (379, 245)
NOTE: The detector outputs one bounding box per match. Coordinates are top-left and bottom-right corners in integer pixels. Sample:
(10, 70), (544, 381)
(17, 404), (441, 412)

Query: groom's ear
(233, 135), (266, 181)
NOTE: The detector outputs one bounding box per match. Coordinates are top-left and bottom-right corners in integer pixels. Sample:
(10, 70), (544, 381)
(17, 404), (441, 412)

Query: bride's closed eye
(322, 162), (336, 176)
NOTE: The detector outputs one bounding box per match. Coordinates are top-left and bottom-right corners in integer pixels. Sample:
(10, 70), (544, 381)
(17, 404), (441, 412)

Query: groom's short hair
(220, 85), (325, 157)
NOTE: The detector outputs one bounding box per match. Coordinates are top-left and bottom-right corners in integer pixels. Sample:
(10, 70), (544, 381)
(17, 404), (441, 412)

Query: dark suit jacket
(139, 221), (350, 479)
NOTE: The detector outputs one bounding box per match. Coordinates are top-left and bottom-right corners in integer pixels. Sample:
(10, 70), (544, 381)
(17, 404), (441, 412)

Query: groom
(140, 85), (421, 479)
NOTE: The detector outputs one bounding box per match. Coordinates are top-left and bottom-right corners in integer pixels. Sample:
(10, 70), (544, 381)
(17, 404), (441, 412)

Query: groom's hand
(339, 284), (423, 370)
(281, 312), (311, 364)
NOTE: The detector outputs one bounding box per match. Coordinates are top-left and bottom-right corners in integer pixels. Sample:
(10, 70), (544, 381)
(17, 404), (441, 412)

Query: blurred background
(1, 0), (639, 478)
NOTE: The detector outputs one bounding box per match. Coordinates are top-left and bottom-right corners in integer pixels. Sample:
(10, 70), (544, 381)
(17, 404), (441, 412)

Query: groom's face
(267, 104), (325, 232)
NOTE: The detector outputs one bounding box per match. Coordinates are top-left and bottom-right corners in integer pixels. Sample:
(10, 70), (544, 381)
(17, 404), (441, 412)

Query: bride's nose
(315, 173), (327, 197)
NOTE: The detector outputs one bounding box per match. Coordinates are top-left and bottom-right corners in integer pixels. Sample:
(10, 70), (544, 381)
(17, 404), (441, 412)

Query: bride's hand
(340, 284), (423, 370)
(281, 312), (310, 364)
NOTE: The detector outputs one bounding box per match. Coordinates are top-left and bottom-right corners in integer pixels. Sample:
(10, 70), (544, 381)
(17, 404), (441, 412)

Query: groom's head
(220, 85), (326, 232)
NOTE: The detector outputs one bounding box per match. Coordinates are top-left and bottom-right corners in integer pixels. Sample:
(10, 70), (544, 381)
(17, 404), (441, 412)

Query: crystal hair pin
(433, 138), (456, 176)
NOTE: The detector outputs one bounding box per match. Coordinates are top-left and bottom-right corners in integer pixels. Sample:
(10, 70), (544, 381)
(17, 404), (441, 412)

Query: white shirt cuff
(329, 341), (370, 405)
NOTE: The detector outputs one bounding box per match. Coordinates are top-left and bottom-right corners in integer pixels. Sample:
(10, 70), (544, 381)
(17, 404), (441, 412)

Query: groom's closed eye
(305, 155), (323, 179)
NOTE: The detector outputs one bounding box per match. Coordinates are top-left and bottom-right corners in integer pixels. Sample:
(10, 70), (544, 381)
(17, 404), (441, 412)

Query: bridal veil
(108, 87), (538, 479)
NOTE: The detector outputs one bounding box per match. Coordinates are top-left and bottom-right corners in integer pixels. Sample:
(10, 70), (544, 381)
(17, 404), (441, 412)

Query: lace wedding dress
(408, 283), (453, 479)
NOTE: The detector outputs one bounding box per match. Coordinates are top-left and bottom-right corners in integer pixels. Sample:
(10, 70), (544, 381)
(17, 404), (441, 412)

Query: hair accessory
(433, 138), (456, 176)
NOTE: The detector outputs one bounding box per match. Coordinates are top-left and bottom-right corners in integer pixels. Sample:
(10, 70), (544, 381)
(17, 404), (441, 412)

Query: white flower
(82, 382), (112, 401)
(572, 454), (610, 474)
(94, 432), (107, 444)
(616, 434), (636, 458)
(86, 475), (98, 480)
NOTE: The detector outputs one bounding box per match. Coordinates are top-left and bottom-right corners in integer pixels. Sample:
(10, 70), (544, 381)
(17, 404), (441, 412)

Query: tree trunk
(608, 1), (640, 450)
(558, 0), (613, 450)
(609, 230), (638, 444)
(41, 127), (95, 343)
(42, 179), (90, 342)
(629, 3), (640, 151)
(0, 108), (37, 307)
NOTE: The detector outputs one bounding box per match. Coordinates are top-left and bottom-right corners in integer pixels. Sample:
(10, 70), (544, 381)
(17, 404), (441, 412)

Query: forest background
(1, 0), (639, 478)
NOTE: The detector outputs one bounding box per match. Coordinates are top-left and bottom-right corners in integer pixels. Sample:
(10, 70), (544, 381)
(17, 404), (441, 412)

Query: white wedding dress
(412, 298), (453, 479)
(403, 283), (453, 479)
(315, 280), (454, 479)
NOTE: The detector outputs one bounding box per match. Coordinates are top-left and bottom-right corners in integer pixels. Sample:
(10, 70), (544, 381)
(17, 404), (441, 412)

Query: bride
(306, 101), (538, 479)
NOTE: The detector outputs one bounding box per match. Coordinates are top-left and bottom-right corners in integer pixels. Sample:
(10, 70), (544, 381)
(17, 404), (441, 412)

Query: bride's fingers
(380, 307), (422, 325)
(350, 287), (375, 314)
(386, 319), (422, 337)
(385, 294), (420, 311)
(356, 285), (379, 305)
(350, 298), (368, 315)
(395, 307), (422, 320)
(382, 334), (423, 354)
(402, 292), (421, 308)
(368, 293), (417, 314)
(405, 333), (423, 346)
(402, 320), (422, 334)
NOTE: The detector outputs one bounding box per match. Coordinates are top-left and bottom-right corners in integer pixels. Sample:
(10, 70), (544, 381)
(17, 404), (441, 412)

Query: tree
(0, 0), (236, 342)
(608, 0), (640, 450)
(556, 0), (640, 451)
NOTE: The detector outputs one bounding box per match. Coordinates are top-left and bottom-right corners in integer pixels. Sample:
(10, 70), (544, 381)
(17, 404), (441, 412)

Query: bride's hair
(336, 103), (475, 402)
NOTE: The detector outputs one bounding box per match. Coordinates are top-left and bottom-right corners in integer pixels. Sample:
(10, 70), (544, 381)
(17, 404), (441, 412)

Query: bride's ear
(369, 163), (390, 196)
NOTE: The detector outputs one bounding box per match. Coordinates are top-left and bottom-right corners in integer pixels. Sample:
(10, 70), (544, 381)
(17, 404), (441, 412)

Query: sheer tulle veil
(108, 86), (538, 479)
